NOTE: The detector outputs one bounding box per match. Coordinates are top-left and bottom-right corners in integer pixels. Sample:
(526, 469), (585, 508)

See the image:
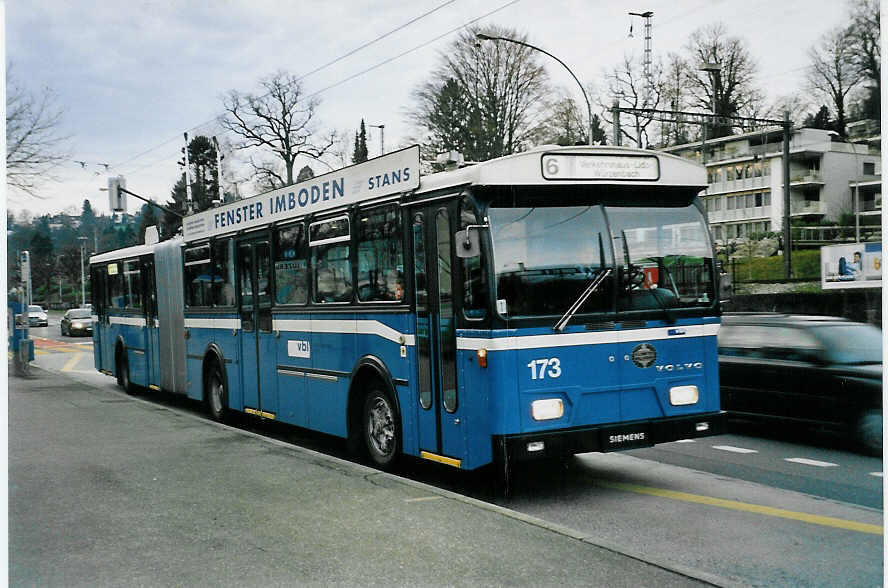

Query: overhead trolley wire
(111, 0), (464, 174)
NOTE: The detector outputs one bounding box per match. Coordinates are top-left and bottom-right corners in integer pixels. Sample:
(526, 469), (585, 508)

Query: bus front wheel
(363, 388), (400, 469)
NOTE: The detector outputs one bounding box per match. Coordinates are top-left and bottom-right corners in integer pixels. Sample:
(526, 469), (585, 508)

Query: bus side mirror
(455, 228), (482, 258)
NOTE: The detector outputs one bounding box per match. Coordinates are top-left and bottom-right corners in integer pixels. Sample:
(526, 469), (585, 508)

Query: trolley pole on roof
(183, 132), (193, 214)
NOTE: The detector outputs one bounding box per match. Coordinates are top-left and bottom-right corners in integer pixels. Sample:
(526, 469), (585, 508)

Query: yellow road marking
(61, 353), (83, 372)
(601, 481), (883, 535)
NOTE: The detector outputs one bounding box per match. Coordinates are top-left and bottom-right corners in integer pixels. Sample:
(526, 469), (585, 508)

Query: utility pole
(212, 136), (225, 205)
(79, 236), (88, 307)
(628, 11), (654, 106)
(782, 111), (792, 279)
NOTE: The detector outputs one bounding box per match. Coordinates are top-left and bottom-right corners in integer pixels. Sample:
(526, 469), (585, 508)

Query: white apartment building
(662, 127), (880, 243)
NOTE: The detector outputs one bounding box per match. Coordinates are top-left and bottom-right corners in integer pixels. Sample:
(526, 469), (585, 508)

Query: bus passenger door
(238, 240), (278, 419)
(142, 256), (160, 388)
(91, 265), (104, 371)
(413, 204), (466, 463)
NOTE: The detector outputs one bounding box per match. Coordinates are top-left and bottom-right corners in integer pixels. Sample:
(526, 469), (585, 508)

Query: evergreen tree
(296, 165), (315, 182)
(29, 216), (55, 302)
(136, 203), (160, 244)
(164, 135), (220, 235)
(352, 119), (369, 163)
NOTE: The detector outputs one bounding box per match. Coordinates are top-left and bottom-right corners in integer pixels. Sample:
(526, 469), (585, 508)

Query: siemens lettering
(368, 167), (411, 191)
(214, 202), (265, 229)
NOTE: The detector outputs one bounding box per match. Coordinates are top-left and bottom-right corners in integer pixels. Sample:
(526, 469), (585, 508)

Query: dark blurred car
(61, 308), (93, 336)
(28, 305), (48, 327)
(718, 313), (882, 454)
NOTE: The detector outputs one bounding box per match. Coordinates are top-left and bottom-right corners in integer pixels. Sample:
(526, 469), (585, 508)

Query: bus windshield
(488, 201), (715, 319)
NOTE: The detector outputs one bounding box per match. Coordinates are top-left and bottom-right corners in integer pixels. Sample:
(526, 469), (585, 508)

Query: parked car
(28, 305), (48, 327)
(718, 313), (882, 454)
(61, 308), (93, 336)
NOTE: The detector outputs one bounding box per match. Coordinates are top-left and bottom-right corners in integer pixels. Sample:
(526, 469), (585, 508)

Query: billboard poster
(821, 242), (882, 290)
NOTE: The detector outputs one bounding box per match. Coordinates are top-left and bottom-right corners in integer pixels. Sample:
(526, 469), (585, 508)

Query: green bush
(730, 249), (821, 280)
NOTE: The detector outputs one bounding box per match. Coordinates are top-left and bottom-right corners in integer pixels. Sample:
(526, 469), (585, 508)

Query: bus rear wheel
(116, 351), (134, 395)
(206, 366), (227, 423)
(363, 388), (400, 469)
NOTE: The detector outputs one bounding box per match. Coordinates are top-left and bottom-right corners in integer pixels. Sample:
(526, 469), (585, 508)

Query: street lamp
(476, 32), (593, 146)
(368, 124), (385, 156)
(78, 236), (88, 307)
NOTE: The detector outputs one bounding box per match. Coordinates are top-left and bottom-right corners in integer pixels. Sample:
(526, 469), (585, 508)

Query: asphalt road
(18, 313), (886, 587)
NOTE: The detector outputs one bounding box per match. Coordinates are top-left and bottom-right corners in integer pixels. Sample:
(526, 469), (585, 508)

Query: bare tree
(846, 0), (880, 117)
(598, 54), (662, 147)
(683, 23), (763, 139)
(536, 90), (588, 146)
(6, 70), (69, 197)
(219, 70), (336, 189)
(409, 25), (549, 162)
(806, 27), (861, 138)
(847, 0), (880, 86)
(657, 52), (692, 147)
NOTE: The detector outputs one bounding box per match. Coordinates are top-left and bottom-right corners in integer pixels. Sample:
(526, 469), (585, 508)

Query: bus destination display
(542, 153), (659, 181)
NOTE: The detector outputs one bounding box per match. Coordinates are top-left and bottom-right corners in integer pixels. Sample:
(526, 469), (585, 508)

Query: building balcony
(789, 200), (826, 216)
(707, 176), (768, 195)
(789, 172), (824, 186)
(708, 206), (771, 223)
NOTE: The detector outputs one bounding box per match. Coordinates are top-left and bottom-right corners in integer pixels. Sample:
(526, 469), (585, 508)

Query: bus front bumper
(497, 411), (726, 462)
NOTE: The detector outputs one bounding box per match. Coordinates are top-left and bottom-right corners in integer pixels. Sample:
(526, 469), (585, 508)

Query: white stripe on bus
(455, 323), (720, 351)
(272, 319), (415, 346)
(109, 316), (147, 327)
(184, 317), (242, 329)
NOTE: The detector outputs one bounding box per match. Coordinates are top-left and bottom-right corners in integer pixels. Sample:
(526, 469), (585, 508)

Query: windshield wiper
(553, 268), (613, 332)
(553, 232), (612, 333)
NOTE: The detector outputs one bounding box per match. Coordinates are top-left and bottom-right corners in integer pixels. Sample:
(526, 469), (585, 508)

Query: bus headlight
(531, 398), (564, 421)
(669, 385), (699, 406)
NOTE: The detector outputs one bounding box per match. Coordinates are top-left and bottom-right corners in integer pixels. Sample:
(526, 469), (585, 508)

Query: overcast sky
(6, 0), (850, 219)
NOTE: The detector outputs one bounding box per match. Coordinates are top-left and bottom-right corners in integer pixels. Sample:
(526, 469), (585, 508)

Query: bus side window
(310, 216), (352, 304)
(212, 239), (236, 307)
(357, 205), (403, 302)
(460, 196), (488, 320)
(273, 223), (308, 305)
(107, 263), (124, 309)
(184, 244), (212, 308)
(123, 259), (142, 310)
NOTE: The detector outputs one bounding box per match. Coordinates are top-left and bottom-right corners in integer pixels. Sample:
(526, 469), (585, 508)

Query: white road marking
(712, 445), (759, 454)
(674, 439), (696, 443)
(784, 458), (839, 468)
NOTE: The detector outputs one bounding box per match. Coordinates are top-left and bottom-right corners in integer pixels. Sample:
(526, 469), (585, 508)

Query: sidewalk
(9, 367), (719, 587)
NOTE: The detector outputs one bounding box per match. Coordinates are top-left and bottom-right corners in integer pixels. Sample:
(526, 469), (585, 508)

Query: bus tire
(363, 387), (400, 469)
(206, 364), (228, 423)
(116, 350), (134, 395)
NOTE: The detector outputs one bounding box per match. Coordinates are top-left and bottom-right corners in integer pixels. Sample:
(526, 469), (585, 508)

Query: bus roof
(176, 144), (705, 243)
(416, 145), (707, 194)
(89, 237), (183, 265)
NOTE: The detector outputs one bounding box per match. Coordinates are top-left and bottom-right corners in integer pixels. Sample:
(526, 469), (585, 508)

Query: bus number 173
(527, 358), (562, 380)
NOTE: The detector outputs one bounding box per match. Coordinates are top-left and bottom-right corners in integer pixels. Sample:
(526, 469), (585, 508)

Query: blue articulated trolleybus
(90, 144), (725, 475)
